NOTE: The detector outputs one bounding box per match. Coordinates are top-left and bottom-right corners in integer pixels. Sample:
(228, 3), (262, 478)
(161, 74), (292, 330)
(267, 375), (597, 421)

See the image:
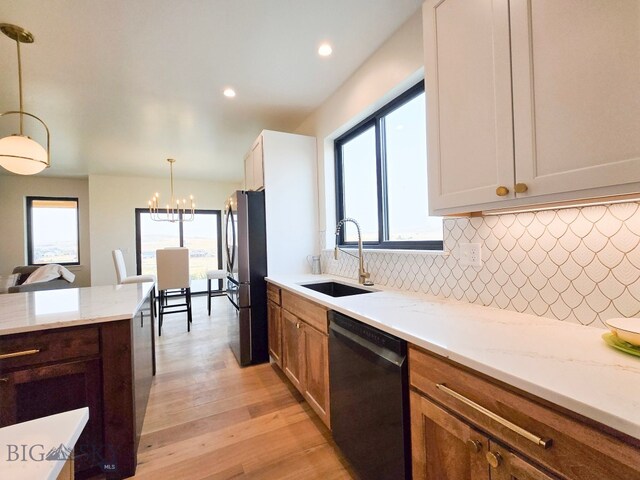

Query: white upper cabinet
(251, 135), (264, 191)
(244, 135), (264, 191)
(425, 0), (640, 214)
(511, 0), (640, 199)
(424, 0), (515, 212)
(243, 151), (253, 191)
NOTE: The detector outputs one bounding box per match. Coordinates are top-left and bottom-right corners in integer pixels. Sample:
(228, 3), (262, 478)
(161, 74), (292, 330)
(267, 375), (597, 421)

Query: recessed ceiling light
(318, 43), (333, 57)
(223, 88), (236, 98)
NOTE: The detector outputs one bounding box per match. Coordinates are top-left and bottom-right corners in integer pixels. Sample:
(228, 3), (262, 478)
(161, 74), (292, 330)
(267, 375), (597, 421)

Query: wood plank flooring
(128, 295), (356, 479)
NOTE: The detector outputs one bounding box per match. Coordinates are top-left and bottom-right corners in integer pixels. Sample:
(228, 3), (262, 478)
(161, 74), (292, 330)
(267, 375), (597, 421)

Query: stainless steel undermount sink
(300, 281), (374, 297)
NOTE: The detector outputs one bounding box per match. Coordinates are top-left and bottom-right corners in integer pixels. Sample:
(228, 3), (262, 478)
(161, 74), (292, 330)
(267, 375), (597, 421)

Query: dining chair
(156, 247), (192, 335)
(206, 269), (226, 316)
(112, 249), (156, 318)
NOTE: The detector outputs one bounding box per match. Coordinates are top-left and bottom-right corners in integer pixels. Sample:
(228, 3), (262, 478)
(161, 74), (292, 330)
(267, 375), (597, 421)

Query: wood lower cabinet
(411, 390), (558, 480)
(409, 344), (640, 480)
(0, 296), (154, 479)
(410, 390), (489, 480)
(282, 309), (304, 391)
(268, 282), (331, 429)
(267, 283), (283, 367)
(267, 299), (282, 367)
(490, 443), (558, 480)
(0, 358), (103, 473)
(302, 323), (329, 425)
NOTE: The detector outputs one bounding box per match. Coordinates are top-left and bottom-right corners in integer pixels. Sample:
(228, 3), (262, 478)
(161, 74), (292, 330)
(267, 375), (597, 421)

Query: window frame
(334, 81), (443, 250)
(134, 208), (223, 294)
(26, 196), (81, 266)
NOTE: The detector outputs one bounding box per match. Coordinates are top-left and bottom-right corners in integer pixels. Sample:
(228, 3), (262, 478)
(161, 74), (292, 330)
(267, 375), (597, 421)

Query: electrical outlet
(460, 242), (482, 267)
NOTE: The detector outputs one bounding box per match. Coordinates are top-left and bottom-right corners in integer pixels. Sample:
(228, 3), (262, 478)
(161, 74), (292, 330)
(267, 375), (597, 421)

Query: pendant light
(148, 159), (195, 223)
(0, 24), (50, 175)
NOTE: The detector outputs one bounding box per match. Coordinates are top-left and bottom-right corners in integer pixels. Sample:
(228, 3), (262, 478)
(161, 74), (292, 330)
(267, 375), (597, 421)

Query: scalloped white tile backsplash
(321, 202), (640, 327)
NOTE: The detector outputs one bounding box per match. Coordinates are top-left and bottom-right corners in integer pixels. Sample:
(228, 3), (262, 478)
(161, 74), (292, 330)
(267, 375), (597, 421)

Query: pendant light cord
(16, 37), (23, 135)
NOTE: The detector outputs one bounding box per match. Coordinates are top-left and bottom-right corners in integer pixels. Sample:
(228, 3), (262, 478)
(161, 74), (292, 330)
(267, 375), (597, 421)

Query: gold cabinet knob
(496, 186), (509, 197)
(486, 451), (502, 469)
(514, 183), (528, 193)
(467, 439), (482, 453)
(296, 322), (301, 329)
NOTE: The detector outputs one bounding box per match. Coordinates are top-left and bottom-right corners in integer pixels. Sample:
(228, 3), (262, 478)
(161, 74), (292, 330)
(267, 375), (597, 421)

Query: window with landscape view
(135, 209), (222, 294)
(335, 81), (443, 249)
(26, 197), (80, 265)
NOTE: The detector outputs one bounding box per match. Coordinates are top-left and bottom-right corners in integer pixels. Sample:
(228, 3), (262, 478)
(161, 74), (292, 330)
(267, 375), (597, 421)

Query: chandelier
(148, 159), (195, 222)
(0, 24), (50, 175)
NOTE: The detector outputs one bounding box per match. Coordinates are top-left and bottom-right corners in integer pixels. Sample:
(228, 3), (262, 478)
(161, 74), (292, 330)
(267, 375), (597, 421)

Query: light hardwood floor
(127, 295), (356, 479)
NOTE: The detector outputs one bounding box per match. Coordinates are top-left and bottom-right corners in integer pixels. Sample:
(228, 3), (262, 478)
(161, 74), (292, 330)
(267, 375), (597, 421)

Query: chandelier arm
(169, 159), (175, 206)
(149, 159), (194, 222)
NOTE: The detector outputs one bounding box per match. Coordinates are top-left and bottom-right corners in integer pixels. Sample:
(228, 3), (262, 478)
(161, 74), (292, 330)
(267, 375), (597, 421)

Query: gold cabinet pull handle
(467, 439), (482, 453)
(486, 451), (502, 468)
(0, 349), (41, 360)
(436, 383), (552, 449)
(296, 322), (301, 329)
(514, 183), (528, 193)
(496, 186), (509, 196)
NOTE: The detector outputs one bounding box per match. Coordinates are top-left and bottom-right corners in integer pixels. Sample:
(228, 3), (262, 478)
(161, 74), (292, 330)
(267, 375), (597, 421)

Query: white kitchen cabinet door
(511, 0), (640, 199)
(251, 135), (264, 191)
(424, 0), (515, 214)
(244, 151), (253, 191)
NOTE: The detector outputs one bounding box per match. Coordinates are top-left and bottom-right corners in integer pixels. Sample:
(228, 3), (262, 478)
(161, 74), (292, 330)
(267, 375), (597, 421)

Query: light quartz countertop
(266, 274), (640, 441)
(0, 407), (89, 480)
(0, 283), (154, 336)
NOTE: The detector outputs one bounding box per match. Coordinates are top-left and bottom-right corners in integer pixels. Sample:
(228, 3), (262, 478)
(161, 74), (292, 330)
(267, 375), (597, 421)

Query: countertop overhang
(0, 283), (155, 336)
(266, 273), (640, 441)
(0, 407), (89, 480)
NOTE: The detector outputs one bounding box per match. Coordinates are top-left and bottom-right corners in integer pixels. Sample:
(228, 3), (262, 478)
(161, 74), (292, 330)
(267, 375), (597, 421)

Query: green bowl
(602, 332), (640, 358)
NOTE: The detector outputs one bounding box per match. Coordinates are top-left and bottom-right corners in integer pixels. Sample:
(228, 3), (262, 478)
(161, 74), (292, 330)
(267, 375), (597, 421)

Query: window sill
(328, 248), (449, 256)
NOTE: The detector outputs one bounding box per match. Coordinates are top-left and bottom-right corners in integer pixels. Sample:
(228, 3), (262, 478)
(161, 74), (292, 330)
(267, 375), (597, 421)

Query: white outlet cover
(460, 243), (482, 267)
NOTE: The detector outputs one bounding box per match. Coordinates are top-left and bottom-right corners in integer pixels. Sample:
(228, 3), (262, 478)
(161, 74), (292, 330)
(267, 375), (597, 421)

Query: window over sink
(335, 81), (443, 250)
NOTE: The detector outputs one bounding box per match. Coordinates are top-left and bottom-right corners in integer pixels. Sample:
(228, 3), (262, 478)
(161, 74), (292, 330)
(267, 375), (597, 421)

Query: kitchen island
(267, 274), (640, 480)
(0, 283), (155, 479)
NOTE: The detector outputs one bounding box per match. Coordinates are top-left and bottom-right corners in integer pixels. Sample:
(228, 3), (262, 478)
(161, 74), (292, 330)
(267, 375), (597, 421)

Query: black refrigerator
(224, 190), (268, 366)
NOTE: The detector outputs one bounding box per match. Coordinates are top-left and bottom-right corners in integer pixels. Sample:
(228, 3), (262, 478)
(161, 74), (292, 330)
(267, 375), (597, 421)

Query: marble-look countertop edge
(266, 274), (640, 441)
(0, 313), (135, 336)
(0, 407), (89, 480)
(0, 283), (154, 337)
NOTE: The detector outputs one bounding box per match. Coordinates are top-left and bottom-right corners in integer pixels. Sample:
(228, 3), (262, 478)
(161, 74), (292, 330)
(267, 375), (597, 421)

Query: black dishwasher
(328, 311), (411, 480)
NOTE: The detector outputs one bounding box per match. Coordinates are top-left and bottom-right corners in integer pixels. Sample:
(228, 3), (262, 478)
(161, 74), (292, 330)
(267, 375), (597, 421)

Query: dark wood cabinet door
(489, 442), (559, 480)
(282, 310), (304, 391)
(267, 300), (282, 366)
(410, 390), (490, 480)
(303, 325), (330, 428)
(0, 359), (103, 474)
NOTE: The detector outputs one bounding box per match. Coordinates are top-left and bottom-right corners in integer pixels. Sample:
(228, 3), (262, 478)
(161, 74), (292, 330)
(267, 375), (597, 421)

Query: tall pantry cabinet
(242, 130), (318, 275)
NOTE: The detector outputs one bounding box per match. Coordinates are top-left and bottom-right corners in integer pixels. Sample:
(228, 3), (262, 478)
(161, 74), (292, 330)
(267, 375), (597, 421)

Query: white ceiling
(0, 0), (422, 181)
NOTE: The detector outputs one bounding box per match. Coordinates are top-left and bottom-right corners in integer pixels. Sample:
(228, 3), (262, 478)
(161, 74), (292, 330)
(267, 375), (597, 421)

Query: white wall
(0, 175), (92, 286)
(88, 174), (241, 286)
(294, 10), (424, 247)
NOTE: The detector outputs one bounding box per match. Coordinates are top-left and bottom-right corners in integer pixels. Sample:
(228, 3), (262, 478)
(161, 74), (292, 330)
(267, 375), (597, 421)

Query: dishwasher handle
(330, 321), (406, 367)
